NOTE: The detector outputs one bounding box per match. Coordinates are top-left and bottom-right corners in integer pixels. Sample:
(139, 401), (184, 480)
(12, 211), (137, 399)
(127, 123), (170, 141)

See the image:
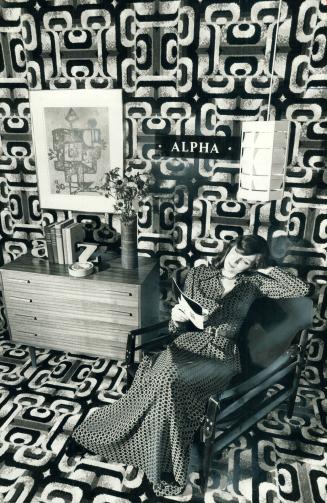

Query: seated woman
(71, 235), (309, 497)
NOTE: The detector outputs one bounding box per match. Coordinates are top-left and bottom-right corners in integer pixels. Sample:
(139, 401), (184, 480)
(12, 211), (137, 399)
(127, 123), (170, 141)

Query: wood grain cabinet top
(0, 254), (160, 361)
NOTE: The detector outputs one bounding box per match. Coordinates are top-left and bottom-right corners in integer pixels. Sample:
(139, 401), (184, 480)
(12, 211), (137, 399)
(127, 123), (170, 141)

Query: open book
(172, 278), (205, 329)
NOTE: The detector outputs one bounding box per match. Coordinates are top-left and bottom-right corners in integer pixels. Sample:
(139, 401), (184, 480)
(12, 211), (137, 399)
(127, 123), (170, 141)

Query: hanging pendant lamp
(238, 0), (290, 203)
(238, 120), (290, 202)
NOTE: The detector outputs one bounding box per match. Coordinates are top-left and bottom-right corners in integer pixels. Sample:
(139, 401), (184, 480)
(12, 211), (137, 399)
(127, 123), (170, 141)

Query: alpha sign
(156, 135), (241, 159)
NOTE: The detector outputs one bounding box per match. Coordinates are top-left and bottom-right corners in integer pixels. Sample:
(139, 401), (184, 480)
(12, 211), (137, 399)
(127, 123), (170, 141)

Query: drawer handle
(16, 330), (37, 337)
(9, 296), (32, 303)
(7, 278), (30, 284)
(15, 314), (36, 320)
(105, 290), (133, 297)
(107, 308), (133, 317)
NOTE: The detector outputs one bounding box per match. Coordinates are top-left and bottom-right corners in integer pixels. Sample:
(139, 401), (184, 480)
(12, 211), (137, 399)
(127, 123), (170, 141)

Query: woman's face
(223, 246), (260, 275)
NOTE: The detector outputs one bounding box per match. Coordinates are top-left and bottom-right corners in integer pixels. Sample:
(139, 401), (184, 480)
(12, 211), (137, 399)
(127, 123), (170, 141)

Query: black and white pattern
(72, 265), (310, 497)
(0, 328), (326, 502)
(0, 1), (326, 501)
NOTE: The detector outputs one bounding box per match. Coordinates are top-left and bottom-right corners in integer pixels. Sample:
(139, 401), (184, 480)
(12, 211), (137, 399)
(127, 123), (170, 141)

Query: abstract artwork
(30, 89), (123, 212)
(46, 106), (109, 195)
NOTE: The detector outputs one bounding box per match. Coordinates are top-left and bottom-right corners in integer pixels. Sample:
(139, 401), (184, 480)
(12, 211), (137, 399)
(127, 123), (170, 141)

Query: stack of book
(44, 219), (85, 265)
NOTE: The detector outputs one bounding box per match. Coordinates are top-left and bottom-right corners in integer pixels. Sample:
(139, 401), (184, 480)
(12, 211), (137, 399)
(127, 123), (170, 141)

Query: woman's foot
(163, 483), (193, 501)
(65, 437), (87, 458)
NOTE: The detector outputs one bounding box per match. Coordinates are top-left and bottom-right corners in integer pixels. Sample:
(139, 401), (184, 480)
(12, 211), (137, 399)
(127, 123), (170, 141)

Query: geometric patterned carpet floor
(0, 336), (326, 503)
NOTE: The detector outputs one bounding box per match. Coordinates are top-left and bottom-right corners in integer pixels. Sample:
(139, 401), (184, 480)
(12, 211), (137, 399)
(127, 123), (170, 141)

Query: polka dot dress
(72, 265), (309, 496)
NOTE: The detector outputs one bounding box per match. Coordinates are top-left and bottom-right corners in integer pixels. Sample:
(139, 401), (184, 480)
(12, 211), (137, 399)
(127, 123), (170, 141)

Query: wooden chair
(124, 296), (313, 492)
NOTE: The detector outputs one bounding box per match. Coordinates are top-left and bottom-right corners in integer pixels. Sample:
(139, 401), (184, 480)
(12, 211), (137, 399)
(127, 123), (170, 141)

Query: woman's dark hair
(212, 234), (270, 269)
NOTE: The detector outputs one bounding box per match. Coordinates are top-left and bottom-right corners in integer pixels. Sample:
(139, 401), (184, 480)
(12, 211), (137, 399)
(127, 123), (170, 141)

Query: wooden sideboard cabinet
(0, 254), (159, 363)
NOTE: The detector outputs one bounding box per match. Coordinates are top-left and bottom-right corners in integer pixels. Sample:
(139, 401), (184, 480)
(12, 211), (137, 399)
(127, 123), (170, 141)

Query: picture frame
(29, 88), (123, 213)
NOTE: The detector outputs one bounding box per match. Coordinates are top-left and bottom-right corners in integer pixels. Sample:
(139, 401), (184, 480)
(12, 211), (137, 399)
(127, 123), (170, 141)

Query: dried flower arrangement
(100, 167), (154, 223)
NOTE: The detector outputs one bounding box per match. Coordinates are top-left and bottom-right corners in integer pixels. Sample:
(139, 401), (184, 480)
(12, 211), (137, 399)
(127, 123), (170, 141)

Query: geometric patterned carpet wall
(0, 3), (326, 502)
(0, 332), (326, 503)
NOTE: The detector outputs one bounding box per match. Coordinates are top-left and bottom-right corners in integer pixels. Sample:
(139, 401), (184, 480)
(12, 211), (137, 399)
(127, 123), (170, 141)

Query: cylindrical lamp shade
(237, 120), (290, 202)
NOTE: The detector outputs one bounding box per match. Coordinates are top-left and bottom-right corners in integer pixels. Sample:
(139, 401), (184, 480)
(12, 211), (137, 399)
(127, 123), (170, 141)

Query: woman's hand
(203, 308), (209, 323)
(256, 266), (274, 275)
(171, 303), (189, 325)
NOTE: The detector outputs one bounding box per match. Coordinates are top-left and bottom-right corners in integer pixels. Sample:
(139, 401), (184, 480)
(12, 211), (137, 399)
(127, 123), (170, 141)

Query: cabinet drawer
(6, 298), (138, 325)
(11, 327), (128, 361)
(2, 274), (138, 308)
(9, 313), (136, 361)
(9, 314), (134, 339)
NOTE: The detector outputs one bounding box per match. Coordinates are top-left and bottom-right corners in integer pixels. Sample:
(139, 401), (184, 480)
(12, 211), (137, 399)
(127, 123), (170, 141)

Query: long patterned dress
(72, 265), (309, 496)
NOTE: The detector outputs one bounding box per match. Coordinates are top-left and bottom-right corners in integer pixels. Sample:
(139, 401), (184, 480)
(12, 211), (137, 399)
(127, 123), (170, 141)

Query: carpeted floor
(0, 333), (326, 503)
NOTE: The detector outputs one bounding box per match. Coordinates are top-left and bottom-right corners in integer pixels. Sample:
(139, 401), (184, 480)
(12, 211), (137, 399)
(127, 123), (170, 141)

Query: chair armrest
(135, 332), (171, 351)
(129, 319), (170, 336)
(202, 396), (220, 442)
(125, 319), (170, 367)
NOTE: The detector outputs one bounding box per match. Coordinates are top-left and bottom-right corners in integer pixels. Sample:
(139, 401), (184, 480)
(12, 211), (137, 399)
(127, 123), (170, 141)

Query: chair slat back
(216, 358), (297, 423)
(240, 297), (313, 369)
(220, 352), (290, 401)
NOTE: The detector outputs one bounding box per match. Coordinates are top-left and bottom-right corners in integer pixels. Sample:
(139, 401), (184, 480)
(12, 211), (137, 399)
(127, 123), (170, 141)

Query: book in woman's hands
(172, 278), (205, 329)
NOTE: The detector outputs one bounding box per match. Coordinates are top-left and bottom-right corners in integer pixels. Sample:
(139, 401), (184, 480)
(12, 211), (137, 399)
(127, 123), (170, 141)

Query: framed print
(29, 88), (123, 212)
